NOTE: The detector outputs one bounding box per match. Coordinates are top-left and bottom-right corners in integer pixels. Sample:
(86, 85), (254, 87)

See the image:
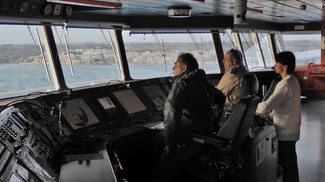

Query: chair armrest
(256, 115), (274, 126)
(186, 132), (232, 150)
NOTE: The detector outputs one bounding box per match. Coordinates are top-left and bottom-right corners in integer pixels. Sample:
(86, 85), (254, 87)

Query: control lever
(58, 101), (64, 137)
(257, 114), (273, 125)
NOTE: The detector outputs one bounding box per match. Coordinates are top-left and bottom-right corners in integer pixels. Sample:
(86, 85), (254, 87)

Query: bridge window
(123, 30), (220, 79)
(274, 34), (284, 53)
(258, 33), (274, 68)
(53, 27), (121, 88)
(0, 25), (55, 99)
(220, 30), (236, 54)
(282, 34), (320, 67)
(239, 33), (264, 70)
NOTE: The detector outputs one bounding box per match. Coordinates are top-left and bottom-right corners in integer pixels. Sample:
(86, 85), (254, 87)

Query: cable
(225, 30), (236, 48)
(152, 31), (168, 72)
(0, 91), (52, 114)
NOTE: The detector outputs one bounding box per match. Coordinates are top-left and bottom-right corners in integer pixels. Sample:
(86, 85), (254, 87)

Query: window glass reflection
(53, 27), (121, 88)
(0, 25), (54, 99)
(282, 34), (320, 66)
(123, 31), (220, 78)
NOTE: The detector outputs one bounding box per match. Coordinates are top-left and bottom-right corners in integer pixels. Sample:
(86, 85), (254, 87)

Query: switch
(20, 134), (27, 141)
(14, 144), (22, 152)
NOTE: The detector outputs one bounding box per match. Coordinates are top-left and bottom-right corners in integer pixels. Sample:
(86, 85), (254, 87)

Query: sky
(0, 24), (321, 44)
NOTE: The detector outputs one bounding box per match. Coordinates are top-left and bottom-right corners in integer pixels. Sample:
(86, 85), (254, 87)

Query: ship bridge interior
(0, 0), (324, 182)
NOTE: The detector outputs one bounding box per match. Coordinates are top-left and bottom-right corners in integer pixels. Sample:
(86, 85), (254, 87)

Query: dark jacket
(164, 69), (225, 147)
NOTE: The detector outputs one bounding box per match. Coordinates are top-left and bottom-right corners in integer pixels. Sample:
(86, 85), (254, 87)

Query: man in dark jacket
(153, 53), (225, 182)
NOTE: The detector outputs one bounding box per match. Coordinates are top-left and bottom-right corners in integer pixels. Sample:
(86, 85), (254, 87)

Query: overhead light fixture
(299, 4), (307, 10)
(234, 0), (247, 24)
(247, 7), (263, 14)
(47, 0), (122, 8)
(168, 6), (192, 18)
(295, 19), (310, 23)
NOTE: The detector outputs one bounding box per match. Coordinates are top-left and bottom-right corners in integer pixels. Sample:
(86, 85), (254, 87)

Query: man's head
(274, 51), (296, 75)
(173, 53), (199, 77)
(223, 49), (243, 69)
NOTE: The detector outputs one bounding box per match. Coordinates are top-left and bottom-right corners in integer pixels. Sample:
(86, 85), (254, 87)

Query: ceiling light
(168, 6), (192, 18)
(295, 19), (310, 23)
(247, 7), (263, 14)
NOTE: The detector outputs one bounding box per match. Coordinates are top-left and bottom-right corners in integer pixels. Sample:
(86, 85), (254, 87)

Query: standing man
(256, 51), (301, 182)
(217, 49), (248, 112)
(153, 53), (224, 182)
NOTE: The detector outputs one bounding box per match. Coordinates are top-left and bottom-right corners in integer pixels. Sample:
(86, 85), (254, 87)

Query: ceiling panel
(65, 0), (323, 30)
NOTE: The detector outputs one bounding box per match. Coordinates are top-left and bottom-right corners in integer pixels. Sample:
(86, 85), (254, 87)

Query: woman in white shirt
(256, 51), (301, 182)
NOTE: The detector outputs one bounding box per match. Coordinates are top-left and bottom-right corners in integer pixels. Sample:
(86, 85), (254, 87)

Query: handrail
(307, 63), (325, 73)
(303, 63), (325, 96)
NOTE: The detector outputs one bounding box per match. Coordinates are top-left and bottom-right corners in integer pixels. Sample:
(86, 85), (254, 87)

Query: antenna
(188, 31), (204, 68)
(100, 29), (122, 75)
(35, 28), (51, 82)
(153, 31), (168, 72)
(63, 33), (75, 76)
(26, 25), (38, 46)
(54, 26), (63, 45)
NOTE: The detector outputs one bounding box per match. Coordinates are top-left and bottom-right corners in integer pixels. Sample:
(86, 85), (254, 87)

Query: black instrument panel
(0, 77), (171, 182)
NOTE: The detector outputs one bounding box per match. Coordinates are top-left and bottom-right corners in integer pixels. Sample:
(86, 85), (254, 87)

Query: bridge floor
(298, 100), (325, 182)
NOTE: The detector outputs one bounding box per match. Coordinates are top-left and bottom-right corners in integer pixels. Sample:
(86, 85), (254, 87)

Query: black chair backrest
(217, 98), (248, 140)
(262, 76), (281, 101)
(231, 73), (260, 154)
(216, 73), (259, 141)
(231, 95), (259, 154)
(241, 73), (259, 96)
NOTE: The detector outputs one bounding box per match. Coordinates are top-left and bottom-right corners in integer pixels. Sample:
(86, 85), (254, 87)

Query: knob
(14, 144), (22, 151)
(8, 135), (16, 143)
(20, 134), (27, 141)
(34, 138), (39, 143)
(31, 142), (37, 147)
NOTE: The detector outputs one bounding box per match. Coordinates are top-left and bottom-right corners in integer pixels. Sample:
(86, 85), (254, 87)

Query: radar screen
(98, 97), (116, 110)
(142, 84), (167, 111)
(98, 96), (117, 114)
(61, 98), (100, 130)
(113, 89), (147, 115)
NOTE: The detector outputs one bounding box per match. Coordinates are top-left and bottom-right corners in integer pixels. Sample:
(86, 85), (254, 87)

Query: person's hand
(165, 146), (170, 154)
(165, 144), (186, 154)
(261, 113), (270, 119)
(256, 112), (270, 119)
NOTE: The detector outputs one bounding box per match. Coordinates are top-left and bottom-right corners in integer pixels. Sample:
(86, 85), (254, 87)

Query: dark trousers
(152, 142), (208, 182)
(278, 140), (299, 182)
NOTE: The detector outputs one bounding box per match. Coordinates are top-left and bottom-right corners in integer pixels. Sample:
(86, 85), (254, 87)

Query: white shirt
(256, 74), (301, 141)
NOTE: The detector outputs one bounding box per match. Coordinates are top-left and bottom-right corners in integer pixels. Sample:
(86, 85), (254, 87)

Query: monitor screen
(113, 89), (147, 115)
(61, 98), (100, 130)
(142, 84), (167, 111)
(98, 97), (116, 110)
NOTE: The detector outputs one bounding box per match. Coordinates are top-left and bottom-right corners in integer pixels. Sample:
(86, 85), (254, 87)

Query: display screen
(98, 97), (116, 110)
(142, 84), (167, 111)
(61, 98), (100, 130)
(113, 89), (147, 115)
